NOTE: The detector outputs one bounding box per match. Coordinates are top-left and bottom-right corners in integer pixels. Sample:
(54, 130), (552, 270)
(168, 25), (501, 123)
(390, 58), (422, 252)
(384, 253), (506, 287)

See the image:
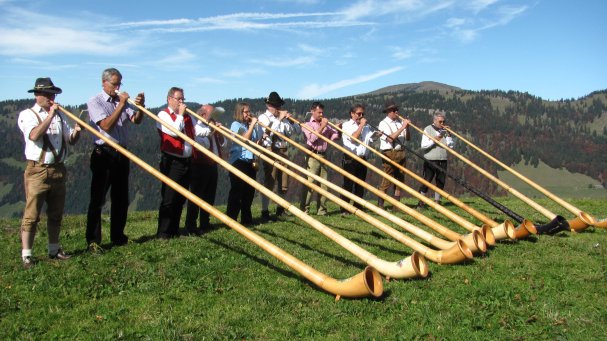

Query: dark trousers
(340, 155), (367, 211)
(419, 160), (448, 193)
(185, 163), (218, 230)
(226, 159), (256, 224)
(157, 153), (191, 238)
(86, 145), (130, 245)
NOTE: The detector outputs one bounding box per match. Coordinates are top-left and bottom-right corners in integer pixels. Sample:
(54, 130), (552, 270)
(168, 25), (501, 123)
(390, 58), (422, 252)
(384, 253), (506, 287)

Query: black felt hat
(264, 91), (285, 107)
(28, 77), (62, 94)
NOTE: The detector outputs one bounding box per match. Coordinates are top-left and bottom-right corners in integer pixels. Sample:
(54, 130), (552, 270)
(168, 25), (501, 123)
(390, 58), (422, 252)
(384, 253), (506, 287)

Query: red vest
(158, 108), (194, 156)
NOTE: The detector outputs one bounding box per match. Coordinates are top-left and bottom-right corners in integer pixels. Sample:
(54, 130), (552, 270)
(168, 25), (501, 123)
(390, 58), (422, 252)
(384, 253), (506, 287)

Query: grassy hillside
(1, 198), (606, 339)
(497, 159), (607, 199)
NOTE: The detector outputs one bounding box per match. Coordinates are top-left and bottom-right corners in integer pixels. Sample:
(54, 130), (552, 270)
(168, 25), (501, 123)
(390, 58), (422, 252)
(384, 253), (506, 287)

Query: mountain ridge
(1, 82), (606, 217)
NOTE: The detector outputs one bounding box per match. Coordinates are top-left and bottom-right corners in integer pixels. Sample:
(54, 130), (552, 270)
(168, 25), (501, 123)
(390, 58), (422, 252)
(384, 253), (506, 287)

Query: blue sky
(1, 0), (605, 107)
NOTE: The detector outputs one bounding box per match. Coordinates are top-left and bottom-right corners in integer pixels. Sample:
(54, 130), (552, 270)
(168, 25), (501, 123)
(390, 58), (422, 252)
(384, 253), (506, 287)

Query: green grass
(498, 160), (607, 199)
(1, 197), (606, 339)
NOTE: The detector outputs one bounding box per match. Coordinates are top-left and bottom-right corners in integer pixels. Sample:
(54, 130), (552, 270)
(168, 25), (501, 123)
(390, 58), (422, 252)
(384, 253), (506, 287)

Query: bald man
(185, 104), (225, 234)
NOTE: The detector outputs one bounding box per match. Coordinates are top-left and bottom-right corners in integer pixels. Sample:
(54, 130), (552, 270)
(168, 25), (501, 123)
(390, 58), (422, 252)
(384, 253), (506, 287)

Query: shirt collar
(32, 103), (46, 114)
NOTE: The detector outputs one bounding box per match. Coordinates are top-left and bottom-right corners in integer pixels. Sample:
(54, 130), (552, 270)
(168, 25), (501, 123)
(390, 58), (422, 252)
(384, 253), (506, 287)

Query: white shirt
(258, 110), (294, 148)
(194, 119), (226, 156)
(341, 119), (374, 157)
(420, 127), (455, 149)
(18, 104), (74, 164)
(157, 107), (193, 158)
(378, 116), (408, 151)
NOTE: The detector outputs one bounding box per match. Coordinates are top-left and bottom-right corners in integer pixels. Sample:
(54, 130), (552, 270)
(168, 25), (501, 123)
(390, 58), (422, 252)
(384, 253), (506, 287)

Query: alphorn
(405, 117), (571, 235)
(327, 120), (515, 241)
(257, 118), (487, 254)
(372, 129), (537, 239)
(288, 116), (493, 251)
(189, 109), (471, 265)
(131, 100), (425, 280)
(57, 105), (382, 300)
(445, 126), (596, 231)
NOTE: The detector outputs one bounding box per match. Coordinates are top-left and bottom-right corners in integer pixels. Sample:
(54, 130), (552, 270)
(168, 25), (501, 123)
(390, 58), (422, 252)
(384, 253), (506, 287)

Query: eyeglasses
(389, 109), (399, 113)
(437, 120), (445, 124)
(170, 96), (186, 102)
(354, 111), (364, 116)
(105, 80), (122, 87)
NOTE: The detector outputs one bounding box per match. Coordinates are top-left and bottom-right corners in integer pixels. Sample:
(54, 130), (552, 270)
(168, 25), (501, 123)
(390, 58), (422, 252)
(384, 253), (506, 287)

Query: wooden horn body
(288, 116), (490, 252)
(58, 105), (382, 299)
(328, 121), (515, 241)
(513, 219), (538, 239)
(446, 127), (596, 231)
(291, 117), (489, 242)
(194, 110), (468, 265)
(129, 103), (424, 280)
(406, 119), (559, 221)
(253, 117), (484, 256)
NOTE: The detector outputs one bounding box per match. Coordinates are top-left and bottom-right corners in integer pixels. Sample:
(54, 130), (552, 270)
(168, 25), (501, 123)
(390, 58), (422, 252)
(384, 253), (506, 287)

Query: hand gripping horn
(250, 115), (477, 262)
(288, 116), (491, 253)
(405, 117), (570, 235)
(444, 126), (597, 231)
(327, 119), (515, 242)
(127, 101), (424, 280)
(189, 109), (471, 266)
(57, 105), (382, 300)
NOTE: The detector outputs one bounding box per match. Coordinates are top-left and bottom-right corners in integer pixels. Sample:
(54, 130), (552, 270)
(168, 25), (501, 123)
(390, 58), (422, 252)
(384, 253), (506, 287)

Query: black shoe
(112, 235), (129, 246)
(261, 210), (271, 222)
(416, 201), (426, 209)
(186, 227), (203, 236)
(276, 207), (285, 217)
(49, 248), (71, 260)
(22, 256), (34, 269)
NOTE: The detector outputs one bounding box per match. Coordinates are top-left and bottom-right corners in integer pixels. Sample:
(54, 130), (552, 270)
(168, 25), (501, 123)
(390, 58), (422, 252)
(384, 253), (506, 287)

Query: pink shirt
(303, 118), (339, 152)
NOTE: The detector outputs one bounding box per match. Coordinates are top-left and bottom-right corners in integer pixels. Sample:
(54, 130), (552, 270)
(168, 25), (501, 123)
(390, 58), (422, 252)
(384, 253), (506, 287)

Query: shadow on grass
(254, 228), (364, 269)
(205, 237), (386, 299)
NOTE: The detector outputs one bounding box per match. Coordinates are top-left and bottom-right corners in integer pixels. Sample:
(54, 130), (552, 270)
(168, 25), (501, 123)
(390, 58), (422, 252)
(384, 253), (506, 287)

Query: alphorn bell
(327, 120), (515, 241)
(288, 116), (493, 252)
(57, 105), (382, 300)
(188, 108), (471, 265)
(405, 117), (571, 235)
(131, 100), (424, 280)
(444, 126), (596, 231)
(256, 117), (486, 255)
(372, 132), (538, 239)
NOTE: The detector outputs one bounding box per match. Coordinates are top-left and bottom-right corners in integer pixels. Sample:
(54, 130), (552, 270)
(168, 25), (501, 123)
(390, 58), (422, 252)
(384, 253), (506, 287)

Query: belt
(310, 149), (325, 155)
(27, 160), (63, 167)
(162, 152), (191, 162)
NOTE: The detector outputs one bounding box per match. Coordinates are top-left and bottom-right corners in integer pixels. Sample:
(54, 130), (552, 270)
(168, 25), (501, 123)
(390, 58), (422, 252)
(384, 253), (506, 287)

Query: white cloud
(341, 0), (454, 21)
(297, 66), (403, 98)
(445, 17), (466, 28)
(116, 12), (371, 33)
(0, 27), (133, 57)
(0, 6), (137, 57)
(450, 4), (528, 42)
(391, 47), (415, 60)
(152, 49), (196, 68)
(467, 0), (499, 14)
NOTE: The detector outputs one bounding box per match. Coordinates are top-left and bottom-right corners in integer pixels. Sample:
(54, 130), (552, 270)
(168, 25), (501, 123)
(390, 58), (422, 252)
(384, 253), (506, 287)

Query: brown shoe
(49, 248), (71, 260)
